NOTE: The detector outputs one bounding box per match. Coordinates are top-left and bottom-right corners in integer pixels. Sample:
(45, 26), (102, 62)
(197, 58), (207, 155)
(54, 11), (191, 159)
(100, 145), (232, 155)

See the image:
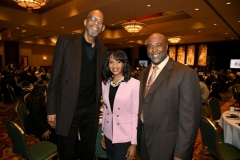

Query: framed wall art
(186, 45), (195, 66)
(198, 44), (207, 66)
(168, 46), (176, 60)
(177, 46), (185, 64)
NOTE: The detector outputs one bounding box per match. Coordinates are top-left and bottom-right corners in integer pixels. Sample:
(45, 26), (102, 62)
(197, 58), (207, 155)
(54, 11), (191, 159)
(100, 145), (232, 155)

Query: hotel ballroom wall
(0, 39), (239, 72)
(138, 40), (240, 72)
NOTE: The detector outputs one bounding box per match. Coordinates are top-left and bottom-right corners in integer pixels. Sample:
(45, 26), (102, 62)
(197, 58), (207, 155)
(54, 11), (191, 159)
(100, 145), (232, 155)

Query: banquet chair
(24, 92), (31, 104)
(208, 97), (222, 122)
(6, 121), (58, 160)
(15, 102), (29, 133)
(7, 83), (21, 103)
(199, 116), (240, 160)
(207, 97), (224, 142)
(230, 86), (238, 102)
(95, 125), (107, 160)
(15, 102), (36, 144)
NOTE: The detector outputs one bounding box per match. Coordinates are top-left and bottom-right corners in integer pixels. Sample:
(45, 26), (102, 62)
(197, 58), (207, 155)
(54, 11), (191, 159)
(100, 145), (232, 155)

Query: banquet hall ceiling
(0, 0), (239, 49)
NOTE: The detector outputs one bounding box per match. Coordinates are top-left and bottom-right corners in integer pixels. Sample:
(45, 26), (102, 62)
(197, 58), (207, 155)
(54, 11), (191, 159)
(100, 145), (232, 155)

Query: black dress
(26, 96), (56, 144)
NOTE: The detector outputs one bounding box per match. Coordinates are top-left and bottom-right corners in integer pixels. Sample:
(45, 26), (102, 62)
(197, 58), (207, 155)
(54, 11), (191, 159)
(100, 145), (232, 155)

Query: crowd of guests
(197, 68), (240, 102)
(0, 63), (56, 144)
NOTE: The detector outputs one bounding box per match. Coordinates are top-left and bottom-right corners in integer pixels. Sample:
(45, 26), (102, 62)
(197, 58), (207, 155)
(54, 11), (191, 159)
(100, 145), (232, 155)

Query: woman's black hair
(101, 50), (131, 85)
(27, 80), (47, 106)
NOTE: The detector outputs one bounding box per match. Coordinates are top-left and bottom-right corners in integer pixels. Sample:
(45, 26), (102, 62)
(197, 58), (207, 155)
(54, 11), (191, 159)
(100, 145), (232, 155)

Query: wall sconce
(43, 56), (47, 60)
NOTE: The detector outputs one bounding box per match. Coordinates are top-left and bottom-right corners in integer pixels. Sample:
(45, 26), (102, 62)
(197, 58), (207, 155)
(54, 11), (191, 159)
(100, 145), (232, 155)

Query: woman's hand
(126, 144), (136, 160)
(41, 130), (51, 140)
(101, 135), (106, 149)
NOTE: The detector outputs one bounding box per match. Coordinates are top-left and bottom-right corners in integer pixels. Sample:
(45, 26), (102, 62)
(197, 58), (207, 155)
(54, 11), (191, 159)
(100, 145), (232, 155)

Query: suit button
(117, 123), (119, 125)
(107, 113), (109, 115)
(118, 108), (120, 110)
(66, 80), (68, 82)
(117, 115), (119, 117)
(107, 121), (109, 123)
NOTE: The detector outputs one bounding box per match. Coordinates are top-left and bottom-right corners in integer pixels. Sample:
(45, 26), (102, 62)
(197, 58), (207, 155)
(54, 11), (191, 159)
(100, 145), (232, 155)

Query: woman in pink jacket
(101, 50), (140, 160)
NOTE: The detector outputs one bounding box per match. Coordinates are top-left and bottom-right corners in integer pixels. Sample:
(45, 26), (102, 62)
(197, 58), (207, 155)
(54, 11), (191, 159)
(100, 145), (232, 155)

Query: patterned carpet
(0, 103), (20, 160)
(0, 93), (232, 160)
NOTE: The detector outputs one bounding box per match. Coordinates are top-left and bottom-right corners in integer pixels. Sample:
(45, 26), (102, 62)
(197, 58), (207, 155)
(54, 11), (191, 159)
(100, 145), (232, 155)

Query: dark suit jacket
(47, 33), (107, 136)
(138, 58), (201, 160)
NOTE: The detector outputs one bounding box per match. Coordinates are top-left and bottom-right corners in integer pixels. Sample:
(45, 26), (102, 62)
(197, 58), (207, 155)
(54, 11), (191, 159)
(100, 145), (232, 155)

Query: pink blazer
(101, 77), (139, 144)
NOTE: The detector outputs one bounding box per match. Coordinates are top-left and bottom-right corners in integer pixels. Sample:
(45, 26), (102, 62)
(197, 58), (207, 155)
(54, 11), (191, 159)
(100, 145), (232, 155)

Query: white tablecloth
(219, 110), (240, 149)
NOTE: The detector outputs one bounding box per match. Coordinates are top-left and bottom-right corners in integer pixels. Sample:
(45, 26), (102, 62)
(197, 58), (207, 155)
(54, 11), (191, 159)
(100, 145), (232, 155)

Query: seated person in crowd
(26, 80), (56, 144)
(0, 70), (21, 104)
(199, 76), (209, 105)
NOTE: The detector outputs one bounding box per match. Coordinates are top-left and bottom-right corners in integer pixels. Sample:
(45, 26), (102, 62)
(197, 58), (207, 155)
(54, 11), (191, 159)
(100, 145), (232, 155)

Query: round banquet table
(219, 110), (240, 149)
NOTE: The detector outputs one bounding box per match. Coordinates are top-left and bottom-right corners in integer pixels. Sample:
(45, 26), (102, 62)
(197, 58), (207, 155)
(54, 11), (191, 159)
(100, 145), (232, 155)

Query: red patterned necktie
(144, 65), (159, 97)
(141, 65), (159, 123)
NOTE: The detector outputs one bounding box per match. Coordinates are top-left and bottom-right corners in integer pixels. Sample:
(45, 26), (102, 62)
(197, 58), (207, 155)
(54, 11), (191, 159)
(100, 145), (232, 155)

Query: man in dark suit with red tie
(47, 10), (107, 160)
(138, 33), (201, 160)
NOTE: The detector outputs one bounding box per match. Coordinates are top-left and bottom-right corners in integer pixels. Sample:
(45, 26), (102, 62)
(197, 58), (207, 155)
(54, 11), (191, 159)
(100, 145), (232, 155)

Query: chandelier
(13, 0), (51, 13)
(168, 37), (181, 44)
(121, 20), (146, 34)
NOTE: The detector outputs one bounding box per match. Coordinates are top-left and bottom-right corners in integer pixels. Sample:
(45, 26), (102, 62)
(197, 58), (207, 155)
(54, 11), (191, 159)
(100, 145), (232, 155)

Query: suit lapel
(144, 59), (173, 98)
(104, 83), (112, 112)
(141, 66), (151, 99)
(72, 34), (82, 89)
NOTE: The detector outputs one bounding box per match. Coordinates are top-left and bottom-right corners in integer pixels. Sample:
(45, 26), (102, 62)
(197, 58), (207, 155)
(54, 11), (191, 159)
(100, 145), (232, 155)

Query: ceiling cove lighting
(13, 0), (51, 13)
(168, 37), (181, 44)
(121, 20), (146, 34)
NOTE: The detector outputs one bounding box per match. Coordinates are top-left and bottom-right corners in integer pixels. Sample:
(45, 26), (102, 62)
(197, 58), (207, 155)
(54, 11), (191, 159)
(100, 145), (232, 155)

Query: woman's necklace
(110, 77), (123, 87)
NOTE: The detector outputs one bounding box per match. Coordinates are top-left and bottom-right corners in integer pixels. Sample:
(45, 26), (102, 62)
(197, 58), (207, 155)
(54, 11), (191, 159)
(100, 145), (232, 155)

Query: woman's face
(108, 54), (124, 77)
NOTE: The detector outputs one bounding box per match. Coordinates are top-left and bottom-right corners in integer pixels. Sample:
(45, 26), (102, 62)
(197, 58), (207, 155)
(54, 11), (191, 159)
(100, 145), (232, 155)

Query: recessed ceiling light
(22, 35), (25, 36)
(225, 33), (228, 34)
(62, 27), (64, 29)
(198, 31), (201, 33)
(72, 33), (74, 34)
(111, 24), (114, 25)
(22, 25), (25, 27)
(231, 38), (234, 39)
(147, 4), (151, 7)
(195, 8), (199, 11)
(16, 27), (19, 29)
(103, 38), (105, 39)
(214, 23), (217, 25)
(226, 2), (231, 5)
(238, 20), (240, 22)
(126, 39), (128, 40)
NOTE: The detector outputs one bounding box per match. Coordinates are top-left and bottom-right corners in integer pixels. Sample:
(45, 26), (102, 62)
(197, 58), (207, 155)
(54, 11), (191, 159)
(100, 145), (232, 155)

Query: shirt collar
(81, 32), (100, 49)
(151, 55), (169, 70)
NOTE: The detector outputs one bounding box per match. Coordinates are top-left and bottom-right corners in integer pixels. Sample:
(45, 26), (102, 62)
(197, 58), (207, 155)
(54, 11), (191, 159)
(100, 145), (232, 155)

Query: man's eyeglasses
(88, 16), (104, 25)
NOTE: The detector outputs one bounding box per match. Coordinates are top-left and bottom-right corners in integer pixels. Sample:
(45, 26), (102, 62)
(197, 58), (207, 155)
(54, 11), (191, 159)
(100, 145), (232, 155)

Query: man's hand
(126, 144), (136, 160)
(42, 130), (51, 139)
(101, 136), (106, 149)
(174, 156), (181, 160)
(47, 114), (56, 129)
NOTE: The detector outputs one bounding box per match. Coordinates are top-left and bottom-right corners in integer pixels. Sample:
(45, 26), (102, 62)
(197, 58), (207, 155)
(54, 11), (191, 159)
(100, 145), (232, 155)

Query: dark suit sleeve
(46, 35), (65, 115)
(174, 69), (201, 159)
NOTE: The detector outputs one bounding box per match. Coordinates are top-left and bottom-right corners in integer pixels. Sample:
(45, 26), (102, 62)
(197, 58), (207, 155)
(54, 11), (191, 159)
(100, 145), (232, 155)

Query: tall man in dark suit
(47, 10), (107, 160)
(138, 33), (201, 160)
